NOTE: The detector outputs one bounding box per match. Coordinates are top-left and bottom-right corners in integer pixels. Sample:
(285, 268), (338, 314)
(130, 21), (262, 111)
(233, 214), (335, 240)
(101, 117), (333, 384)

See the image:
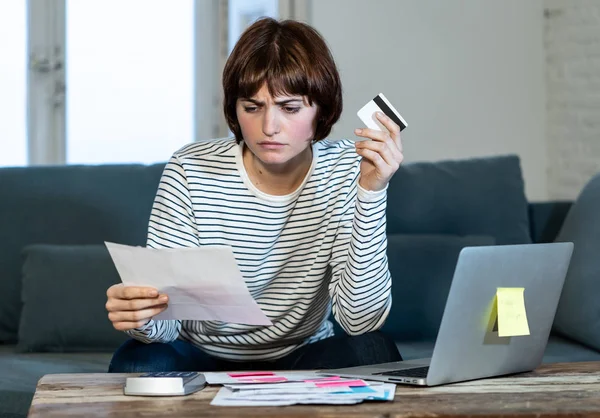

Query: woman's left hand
(354, 111), (404, 191)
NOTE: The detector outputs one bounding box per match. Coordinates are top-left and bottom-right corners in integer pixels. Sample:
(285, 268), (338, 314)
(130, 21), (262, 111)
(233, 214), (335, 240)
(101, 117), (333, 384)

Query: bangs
(237, 47), (313, 102)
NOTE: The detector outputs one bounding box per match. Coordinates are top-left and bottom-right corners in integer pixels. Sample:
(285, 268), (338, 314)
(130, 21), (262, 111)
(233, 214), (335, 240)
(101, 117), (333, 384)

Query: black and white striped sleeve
(126, 154), (201, 343)
(328, 181), (392, 336)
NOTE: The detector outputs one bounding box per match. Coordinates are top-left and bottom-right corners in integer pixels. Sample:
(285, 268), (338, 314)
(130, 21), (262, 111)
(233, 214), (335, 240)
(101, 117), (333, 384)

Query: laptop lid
(426, 242), (574, 386)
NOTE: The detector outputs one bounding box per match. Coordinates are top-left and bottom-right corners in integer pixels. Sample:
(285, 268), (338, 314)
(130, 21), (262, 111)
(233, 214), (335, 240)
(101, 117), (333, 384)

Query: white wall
(311, 0), (548, 200)
(545, 0), (600, 200)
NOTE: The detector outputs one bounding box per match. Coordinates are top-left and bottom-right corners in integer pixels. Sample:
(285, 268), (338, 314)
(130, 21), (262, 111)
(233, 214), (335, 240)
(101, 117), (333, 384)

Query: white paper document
(210, 383), (396, 406)
(203, 372), (320, 385)
(104, 242), (272, 326)
(203, 371), (394, 406)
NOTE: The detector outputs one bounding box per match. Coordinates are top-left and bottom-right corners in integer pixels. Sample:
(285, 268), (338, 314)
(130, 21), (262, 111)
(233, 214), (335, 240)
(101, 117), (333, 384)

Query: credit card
(357, 93), (407, 132)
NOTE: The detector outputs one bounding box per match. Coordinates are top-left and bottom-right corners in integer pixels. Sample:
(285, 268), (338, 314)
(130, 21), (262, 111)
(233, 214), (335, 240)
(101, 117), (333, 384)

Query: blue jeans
(108, 331), (402, 373)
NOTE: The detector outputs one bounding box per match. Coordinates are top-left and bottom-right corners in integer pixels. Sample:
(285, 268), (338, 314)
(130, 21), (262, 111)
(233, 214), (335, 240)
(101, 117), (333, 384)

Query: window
(13, 0), (307, 166)
(66, 0), (195, 164)
(0, 2), (27, 167)
(228, 0), (279, 53)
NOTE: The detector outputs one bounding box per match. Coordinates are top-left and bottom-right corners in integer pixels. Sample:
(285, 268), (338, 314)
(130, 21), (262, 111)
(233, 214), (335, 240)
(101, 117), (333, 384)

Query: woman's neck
(243, 145), (313, 196)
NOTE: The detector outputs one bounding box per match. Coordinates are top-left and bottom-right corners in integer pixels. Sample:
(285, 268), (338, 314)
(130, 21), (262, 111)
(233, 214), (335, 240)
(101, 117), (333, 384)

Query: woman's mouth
(258, 142), (286, 149)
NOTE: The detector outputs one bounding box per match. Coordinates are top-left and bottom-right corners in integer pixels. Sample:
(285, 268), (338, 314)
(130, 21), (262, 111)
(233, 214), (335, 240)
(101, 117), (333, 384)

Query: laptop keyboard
(374, 366), (429, 378)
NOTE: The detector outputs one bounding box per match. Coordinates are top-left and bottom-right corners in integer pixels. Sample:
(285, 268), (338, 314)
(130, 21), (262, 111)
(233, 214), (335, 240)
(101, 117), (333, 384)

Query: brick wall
(545, 0), (600, 200)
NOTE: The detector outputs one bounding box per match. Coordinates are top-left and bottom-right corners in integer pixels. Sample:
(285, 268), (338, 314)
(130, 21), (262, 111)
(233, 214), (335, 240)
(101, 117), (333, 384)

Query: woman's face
(236, 83), (318, 169)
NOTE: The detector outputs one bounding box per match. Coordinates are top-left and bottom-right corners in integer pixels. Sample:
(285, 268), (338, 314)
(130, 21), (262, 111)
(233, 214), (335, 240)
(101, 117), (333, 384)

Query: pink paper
(228, 372), (275, 378)
(315, 379), (367, 388)
(238, 376), (288, 383)
(304, 376), (341, 382)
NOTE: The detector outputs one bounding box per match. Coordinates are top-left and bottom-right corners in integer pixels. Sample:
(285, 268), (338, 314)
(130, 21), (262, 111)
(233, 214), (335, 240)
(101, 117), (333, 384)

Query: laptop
(320, 242), (574, 386)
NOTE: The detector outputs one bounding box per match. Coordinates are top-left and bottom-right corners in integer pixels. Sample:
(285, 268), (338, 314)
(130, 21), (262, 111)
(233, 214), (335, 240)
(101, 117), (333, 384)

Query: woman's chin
(256, 154), (291, 167)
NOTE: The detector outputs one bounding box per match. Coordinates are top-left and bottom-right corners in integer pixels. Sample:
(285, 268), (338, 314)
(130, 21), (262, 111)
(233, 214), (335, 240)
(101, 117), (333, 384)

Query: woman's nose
(262, 109), (281, 137)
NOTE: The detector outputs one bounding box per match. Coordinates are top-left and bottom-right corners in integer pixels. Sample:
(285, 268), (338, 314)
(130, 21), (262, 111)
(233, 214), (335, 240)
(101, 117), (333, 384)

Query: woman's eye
(244, 107), (258, 113)
(283, 107), (300, 114)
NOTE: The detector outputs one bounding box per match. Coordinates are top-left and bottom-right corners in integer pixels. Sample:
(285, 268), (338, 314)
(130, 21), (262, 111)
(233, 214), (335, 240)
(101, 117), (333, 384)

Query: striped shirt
(127, 137), (392, 361)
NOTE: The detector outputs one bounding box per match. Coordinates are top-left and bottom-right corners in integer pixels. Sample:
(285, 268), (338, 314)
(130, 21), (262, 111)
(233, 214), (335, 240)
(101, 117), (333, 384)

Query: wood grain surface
(28, 361), (600, 418)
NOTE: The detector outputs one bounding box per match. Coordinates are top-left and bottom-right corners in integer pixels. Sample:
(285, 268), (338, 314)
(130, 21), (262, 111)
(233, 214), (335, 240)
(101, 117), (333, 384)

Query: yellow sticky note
(496, 287), (530, 337)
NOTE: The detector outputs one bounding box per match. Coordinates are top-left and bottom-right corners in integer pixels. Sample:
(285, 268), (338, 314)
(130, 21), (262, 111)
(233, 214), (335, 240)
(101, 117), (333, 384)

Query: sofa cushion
(553, 173), (600, 351)
(0, 390), (34, 418)
(0, 344), (112, 418)
(386, 155), (531, 245)
(0, 163), (164, 343)
(395, 335), (600, 363)
(542, 334), (600, 363)
(381, 233), (496, 340)
(18, 244), (128, 352)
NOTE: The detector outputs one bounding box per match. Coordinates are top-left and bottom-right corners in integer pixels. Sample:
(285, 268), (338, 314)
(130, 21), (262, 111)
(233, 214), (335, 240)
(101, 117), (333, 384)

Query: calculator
(124, 371), (207, 396)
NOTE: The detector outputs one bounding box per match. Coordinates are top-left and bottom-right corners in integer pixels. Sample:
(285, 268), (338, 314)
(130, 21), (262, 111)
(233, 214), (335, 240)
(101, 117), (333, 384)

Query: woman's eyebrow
(241, 98), (303, 105)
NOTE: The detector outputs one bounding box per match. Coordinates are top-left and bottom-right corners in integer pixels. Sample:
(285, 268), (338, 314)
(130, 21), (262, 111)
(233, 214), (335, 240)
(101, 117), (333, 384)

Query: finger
(356, 148), (397, 178)
(106, 294), (168, 312)
(107, 283), (155, 299)
(356, 140), (396, 168)
(112, 285), (159, 300)
(375, 112), (403, 151)
(355, 126), (403, 156)
(108, 304), (168, 324)
(354, 128), (389, 143)
(375, 112), (401, 139)
(112, 320), (152, 332)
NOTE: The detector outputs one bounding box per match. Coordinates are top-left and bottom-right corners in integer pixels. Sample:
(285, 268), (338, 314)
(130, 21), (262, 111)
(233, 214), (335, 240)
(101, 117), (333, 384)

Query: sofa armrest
(528, 201), (573, 243)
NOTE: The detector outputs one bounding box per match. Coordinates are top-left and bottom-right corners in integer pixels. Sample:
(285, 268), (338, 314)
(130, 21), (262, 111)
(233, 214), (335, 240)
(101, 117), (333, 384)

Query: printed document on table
(210, 383), (396, 406)
(105, 242), (272, 326)
(203, 372), (321, 385)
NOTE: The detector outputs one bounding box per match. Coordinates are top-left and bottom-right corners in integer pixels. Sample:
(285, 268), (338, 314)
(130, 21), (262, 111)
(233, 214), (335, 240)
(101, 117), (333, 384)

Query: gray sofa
(1, 154), (599, 418)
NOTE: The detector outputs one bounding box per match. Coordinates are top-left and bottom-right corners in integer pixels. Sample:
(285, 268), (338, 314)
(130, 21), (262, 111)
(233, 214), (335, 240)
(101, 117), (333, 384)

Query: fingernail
(149, 290), (158, 297)
(355, 128), (362, 134)
(159, 296), (168, 302)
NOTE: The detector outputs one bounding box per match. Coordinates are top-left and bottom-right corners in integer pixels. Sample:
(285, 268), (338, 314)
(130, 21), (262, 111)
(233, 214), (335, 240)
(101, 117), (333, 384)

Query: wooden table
(28, 361), (600, 417)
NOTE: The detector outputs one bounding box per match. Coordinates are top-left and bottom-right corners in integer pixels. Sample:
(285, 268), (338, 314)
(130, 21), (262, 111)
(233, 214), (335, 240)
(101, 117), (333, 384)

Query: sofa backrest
(0, 154), (546, 345)
(528, 201), (573, 244)
(385, 154), (532, 245)
(0, 163), (165, 343)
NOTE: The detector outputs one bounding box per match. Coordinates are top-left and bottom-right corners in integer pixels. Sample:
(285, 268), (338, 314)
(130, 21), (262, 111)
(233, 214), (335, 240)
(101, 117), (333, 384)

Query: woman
(106, 17), (404, 372)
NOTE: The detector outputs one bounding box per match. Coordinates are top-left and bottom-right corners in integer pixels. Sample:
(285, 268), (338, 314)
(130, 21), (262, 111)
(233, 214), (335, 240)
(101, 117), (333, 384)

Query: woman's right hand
(106, 284), (169, 331)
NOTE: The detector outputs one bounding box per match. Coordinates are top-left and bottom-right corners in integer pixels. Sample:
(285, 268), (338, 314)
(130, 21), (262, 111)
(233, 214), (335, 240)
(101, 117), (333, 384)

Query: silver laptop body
(321, 242), (574, 386)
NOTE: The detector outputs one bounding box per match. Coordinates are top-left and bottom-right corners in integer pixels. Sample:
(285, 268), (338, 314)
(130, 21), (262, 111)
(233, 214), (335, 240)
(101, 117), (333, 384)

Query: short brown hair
(222, 18), (342, 143)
